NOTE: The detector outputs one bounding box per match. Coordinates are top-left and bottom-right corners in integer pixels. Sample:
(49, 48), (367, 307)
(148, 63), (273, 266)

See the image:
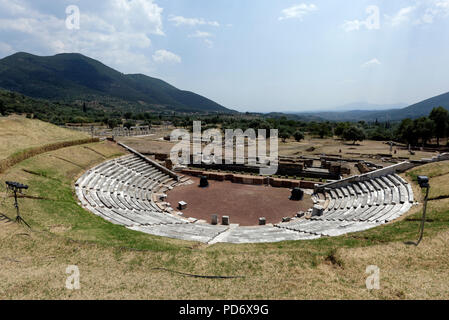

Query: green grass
(407, 161), (449, 200)
(0, 142), (183, 252)
(407, 160), (449, 180)
(3, 121), (449, 299)
(2, 141), (449, 268)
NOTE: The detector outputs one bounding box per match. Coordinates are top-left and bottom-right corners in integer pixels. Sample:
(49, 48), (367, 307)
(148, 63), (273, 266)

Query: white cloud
(380, 1), (449, 26)
(168, 15), (219, 27)
(342, 5), (380, 32)
(279, 4), (318, 21)
(152, 49), (181, 64)
(361, 58), (381, 68)
(204, 39), (213, 48)
(386, 6), (416, 27)
(187, 31), (214, 47)
(0, 0), (165, 73)
(341, 20), (364, 32)
(437, 0), (449, 10)
(416, 0), (449, 24)
(110, 0), (164, 35)
(0, 0), (30, 17)
(188, 30), (213, 38)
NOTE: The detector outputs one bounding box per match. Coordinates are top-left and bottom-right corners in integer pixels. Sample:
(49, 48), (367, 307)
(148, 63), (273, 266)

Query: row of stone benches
(277, 173), (415, 236)
(130, 224), (321, 244)
(75, 156), (415, 243)
(74, 155), (327, 243)
(75, 155), (186, 226)
(276, 219), (382, 237)
(311, 174), (414, 221)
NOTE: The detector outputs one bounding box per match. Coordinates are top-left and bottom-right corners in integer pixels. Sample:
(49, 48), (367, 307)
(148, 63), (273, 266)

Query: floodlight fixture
(5, 181), (30, 228)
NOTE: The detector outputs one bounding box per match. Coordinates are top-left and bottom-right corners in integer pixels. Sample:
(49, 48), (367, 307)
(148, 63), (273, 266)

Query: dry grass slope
(0, 115), (90, 160)
(1, 119), (449, 299)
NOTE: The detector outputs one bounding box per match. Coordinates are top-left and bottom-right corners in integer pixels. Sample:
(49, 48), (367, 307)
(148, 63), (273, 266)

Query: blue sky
(0, 0), (449, 112)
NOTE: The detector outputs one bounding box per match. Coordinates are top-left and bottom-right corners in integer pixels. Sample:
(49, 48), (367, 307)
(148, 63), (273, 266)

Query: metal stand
(405, 185), (429, 246)
(12, 188), (31, 228)
(5, 181), (31, 228)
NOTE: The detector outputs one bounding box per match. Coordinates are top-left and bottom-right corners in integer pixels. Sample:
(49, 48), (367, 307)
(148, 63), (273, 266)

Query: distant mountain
(0, 52), (231, 113)
(300, 110), (383, 122)
(291, 93), (449, 122)
(366, 91), (449, 122)
(332, 102), (406, 112)
(262, 112), (324, 122)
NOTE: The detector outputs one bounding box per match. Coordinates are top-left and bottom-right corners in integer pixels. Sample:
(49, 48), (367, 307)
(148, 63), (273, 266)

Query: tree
(123, 120), (136, 129)
(124, 112), (133, 120)
(82, 102), (87, 113)
(279, 131), (290, 143)
(368, 127), (392, 141)
(0, 100), (5, 116)
(414, 117), (435, 147)
(397, 118), (417, 146)
(293, 130), (305, 142)
(107, 118), (119, 129)
(342, 126), (366, 145)
(429, 106), (449, 147)
(334, 122), (350, 138)
(279, 126), (292, 142)
(310, 122), (332, 139)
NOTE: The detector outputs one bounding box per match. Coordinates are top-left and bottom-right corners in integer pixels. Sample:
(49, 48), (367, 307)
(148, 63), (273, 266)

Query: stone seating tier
(75, 156), (415, 243)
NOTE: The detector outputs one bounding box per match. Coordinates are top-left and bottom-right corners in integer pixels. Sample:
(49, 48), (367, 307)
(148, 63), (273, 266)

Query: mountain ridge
(0, 52), (232, 113)
(289, 93), (449, 122)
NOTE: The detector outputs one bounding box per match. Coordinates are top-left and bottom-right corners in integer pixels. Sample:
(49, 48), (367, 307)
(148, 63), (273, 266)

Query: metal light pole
(406, 176), (430, 246)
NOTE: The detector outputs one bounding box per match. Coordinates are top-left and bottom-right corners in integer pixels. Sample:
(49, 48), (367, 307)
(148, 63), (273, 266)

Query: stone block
(222, 216), (230, 226)
(300, 180), (319, 189)
(312, 205), (324, 217)
(178, 201), (187, 210)
(296, 211), (305, 218)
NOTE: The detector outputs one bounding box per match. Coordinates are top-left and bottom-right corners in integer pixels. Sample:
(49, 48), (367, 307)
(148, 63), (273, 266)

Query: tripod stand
(12, 188), (31, 228)
(5, 181), (31, 228)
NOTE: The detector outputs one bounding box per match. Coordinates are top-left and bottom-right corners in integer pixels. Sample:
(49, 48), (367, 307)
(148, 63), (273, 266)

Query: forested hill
(294, 92), (449, 122)
(366, 91), (449, 121)
(0, 52), (232, 113)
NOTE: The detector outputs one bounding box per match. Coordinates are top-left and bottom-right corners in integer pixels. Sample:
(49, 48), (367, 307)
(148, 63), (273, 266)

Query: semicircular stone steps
(75, 154), (188, 227)
(75, 155), (415, 243)
(277, 173), (414, 237)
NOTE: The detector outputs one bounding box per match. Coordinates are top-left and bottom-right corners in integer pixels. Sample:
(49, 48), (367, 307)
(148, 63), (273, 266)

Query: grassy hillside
(0, 89), (115, 125)
(0, 117), (448, 299)
(0, 52), (230, 113)
(1, 136), (449, 298)
(0, 115), (89, 160)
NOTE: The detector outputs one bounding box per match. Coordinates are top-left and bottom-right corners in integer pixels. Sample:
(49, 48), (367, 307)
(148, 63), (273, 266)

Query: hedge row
(0, 138), (100, 174)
